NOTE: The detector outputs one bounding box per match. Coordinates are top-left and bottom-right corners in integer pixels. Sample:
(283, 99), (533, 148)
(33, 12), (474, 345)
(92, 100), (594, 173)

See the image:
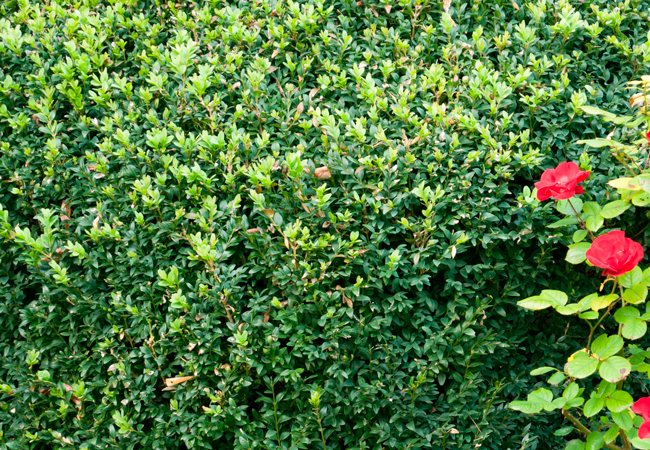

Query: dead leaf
(385, 5), (392, 13)
(443, 0), (451, 13)
(608, 177), (641, 191)
(63, 383), (81, 405)
(314, 166), (331, 179)
(309, 88), (319, 101)
(93, 216), (100, 229)
(231, 81), (241, 90)
(511, 0), (519, 10)
(630, 92), (646, 108)
(450, 428), (460, 434)
(263, 309), (270, 323)
(202, 406), (211, 412)
(263, 209), (274, 218)
(247, 228), (261, 234)
(295, 102), (304, 116)
(165, 376), (194, 387)
(188, 342), (197, 351)
(87, 164), (96, 172)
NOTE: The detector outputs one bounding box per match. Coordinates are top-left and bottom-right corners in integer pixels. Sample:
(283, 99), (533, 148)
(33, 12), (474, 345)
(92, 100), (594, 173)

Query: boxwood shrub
(0, 0), (648, 449)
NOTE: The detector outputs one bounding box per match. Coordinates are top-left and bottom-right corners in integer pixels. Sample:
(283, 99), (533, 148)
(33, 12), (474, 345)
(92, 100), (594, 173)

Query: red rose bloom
(534, 161), (590, 201)
(585, 230), (644, 277)
(634, 397), (650, 439)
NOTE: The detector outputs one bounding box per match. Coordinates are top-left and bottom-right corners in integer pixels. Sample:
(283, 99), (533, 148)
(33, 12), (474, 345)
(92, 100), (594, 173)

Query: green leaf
(605, 390), (633, 412)
(557, 198), (583, 216)
(566, 440), (585, 450)
(563, 382), (579, 400)
(517, 295), (552, 310)
(615, 306), (641, 323)
(554, 426), (574, 436)
(599, 200), (630, 219)
(622, 284), (647, 305)
(585, 431), (604, 450)
(567, 355), (599, 379)
(590, 334), (623, 360)
(548, 217), (580, 228)
(590, 294), (618, 311)
(566, 242), (591, 265)
(620, 266), (643, 288)
(579, 293), (598, 311)
(611, 410), (634, 431)
(621, 319), (647, 340)
(566, 440), (586, 450)
(556, 304), (583, 315)
(600, 357), (631, 383)
(530, 366), (557, 376)
(632, 191), (650, 207)
(577, 138), (615, 148)
(509, 400), (542, 414)
(549, 371), (566, 385)
(530, 366), (556, 376)
(602, 425), (619, 444)
(580, 311), (599, 320)
(585, 213), (604, 232)
(540, 290), (568, 307)
(583, 397), (605, 418)
(573, 229), (588, 243)
(580, 105), (617, 119)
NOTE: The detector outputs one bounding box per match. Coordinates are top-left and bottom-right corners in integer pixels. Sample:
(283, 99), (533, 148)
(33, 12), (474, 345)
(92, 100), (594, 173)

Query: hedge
(0, 0), (648, 449)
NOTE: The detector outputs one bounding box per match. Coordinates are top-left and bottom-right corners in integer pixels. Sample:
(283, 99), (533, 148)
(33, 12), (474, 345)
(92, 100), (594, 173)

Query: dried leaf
(93, 216), (100, 229)
(450, 428), (460, 434)
(385, 5), (392, 13)
(443, 0), (451, 13)
(314, 166), (331, 179)
(309, 88), (319, 101)
(630, 92), (646, 108)
(247, 228), (261, 234)
(511, 0), (519, 11)
(295, 102), (304, 116)
(165, 376), (194, 387)
(608, 177), (641, 191)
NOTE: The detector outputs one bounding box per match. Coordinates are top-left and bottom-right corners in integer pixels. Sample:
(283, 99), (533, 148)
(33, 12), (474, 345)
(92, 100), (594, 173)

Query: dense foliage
(1, 0), (650, 448)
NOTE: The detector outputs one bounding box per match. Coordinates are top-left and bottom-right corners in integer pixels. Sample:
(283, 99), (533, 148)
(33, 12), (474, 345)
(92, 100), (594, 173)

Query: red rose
(585, 230), (644, 277)
(634, 397), (650, 439)
(646, 131), (650, 145)
(534, 161), (590, 201)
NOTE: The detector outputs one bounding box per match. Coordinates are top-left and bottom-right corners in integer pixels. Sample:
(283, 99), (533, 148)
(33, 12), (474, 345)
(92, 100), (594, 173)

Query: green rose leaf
(605, 390), (633, 412)
(622, 284), (647, 305)
(566, 440), (586, 450)
(599, 357), (631, 384)
(548, 371), (566, 385)
(554, 426), (574, 436)
(602, 425), (619, 444)
(557, 198), (583, 216)
(548, 217), (580, 228)
(509, 400), (542, 414)
(583, 397), (605, 418)
(517, 295), (552, 310)
(611, 410), (634, 431)
(566, 242), (591, 265)
(590, 294), (618, 312)
(556, 304), (583, 315)
(530, 366), (556, 376)
(599, 200), (630, 219)
(540, 290), (568, 307)
(585, 431), (604, 450)
(590, 334), (623, 360)
(567, 355), (599, 379)
(620, 266), (643, 288)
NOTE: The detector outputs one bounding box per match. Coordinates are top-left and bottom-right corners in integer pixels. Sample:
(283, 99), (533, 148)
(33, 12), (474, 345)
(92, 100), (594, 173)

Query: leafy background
(0, 0), (649, 448)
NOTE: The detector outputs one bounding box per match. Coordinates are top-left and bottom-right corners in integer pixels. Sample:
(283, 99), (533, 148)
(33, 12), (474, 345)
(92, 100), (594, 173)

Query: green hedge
(0, 0), (648, 448)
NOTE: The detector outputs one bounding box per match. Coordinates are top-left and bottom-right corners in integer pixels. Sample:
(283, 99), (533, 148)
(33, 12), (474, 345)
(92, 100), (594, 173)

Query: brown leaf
(263, 209), (274, 218)
(295, 102), (304, 116)
(188, 342), (197, 351)
(87, 164), (96, 172)
(247, 228), (261, 234)
(92, 216), (100, 229)
(511, 0), (519, 10)
(263, 309), (270, 323)
(165, 376), (194, 387)
(450, 428), (460, 434)
(385, 5), (392, 13)
(630, 92), (646, 108)
(314, 166), (331, 179)
(309, 88), (319, 101)
(443, 0), (451, 13)
(231, 81), (241, 90)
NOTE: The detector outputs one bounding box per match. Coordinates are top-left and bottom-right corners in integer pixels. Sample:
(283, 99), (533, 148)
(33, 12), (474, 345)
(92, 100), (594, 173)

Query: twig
(562, 410), (623, 450)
